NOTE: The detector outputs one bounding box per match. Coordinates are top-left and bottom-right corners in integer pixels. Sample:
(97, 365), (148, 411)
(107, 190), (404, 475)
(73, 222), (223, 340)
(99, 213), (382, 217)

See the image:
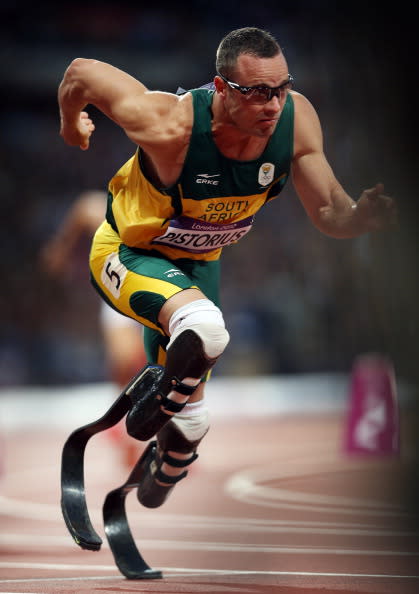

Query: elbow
(59, 58), (97, 106)
(65, 58), (96, 81)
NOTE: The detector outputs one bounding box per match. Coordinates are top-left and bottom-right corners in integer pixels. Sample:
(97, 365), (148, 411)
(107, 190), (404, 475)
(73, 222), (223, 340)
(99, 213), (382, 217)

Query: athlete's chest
(179, 148), (280, 201)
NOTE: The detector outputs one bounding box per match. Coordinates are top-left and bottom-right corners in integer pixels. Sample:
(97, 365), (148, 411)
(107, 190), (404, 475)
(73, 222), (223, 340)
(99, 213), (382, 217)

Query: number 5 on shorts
(101, 252), (128, 299)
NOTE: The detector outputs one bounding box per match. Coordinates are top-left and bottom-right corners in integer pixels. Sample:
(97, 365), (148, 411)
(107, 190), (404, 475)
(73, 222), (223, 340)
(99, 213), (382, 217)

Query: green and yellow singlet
(105, 88), (294, 262)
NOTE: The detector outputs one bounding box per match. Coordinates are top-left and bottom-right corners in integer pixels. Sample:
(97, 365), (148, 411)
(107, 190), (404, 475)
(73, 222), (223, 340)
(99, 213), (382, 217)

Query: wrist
(350, 199), (373, 234)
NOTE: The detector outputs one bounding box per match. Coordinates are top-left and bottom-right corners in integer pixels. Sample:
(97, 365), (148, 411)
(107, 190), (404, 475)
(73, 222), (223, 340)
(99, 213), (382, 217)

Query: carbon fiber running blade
(60, 391), (132, 549)
(60, 364), (164, 552)
(103, 442), (163, 579)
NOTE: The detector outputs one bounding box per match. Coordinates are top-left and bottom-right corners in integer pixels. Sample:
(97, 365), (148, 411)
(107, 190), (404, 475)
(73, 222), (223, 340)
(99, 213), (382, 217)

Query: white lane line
(163, 567), (419, 579)
(0, 564), (418, 581)
(1, 495), (416, 536)
(223, 495), (413, 516)
(0, 496), (61, 521)
(0, 562), (117, 572)
(1, 534), (418, 556)
(225, 461), (413, 517)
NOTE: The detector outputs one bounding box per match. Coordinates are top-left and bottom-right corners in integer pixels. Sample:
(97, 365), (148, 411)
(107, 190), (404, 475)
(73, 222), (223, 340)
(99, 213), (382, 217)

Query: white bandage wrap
(167, 299), (230, 359)
(172, 400), (210, 442)
(160, 402), (210, 480)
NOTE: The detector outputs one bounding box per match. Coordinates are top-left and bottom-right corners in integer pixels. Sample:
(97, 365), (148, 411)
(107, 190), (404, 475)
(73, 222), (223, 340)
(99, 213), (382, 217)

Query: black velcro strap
(170, 376), (197, 396)
(161, 452), (198, 468)
(154, 468), (188, 484)
(159, 396), (186, 414)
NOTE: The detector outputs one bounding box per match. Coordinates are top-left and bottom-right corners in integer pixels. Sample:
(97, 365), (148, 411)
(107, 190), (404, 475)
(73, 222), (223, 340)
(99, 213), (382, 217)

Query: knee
(187, 322), (229, 359)
(158, 407), (210, 451)
(167, 299), (230, 359)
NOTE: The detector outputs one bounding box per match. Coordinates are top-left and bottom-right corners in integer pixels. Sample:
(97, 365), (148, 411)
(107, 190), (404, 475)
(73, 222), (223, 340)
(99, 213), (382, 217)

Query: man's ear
(214, 76), (225, 95)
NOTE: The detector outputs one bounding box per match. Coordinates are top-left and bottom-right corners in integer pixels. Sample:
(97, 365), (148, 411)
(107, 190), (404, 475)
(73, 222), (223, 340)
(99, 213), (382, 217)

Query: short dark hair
(216, 27), (282, 77)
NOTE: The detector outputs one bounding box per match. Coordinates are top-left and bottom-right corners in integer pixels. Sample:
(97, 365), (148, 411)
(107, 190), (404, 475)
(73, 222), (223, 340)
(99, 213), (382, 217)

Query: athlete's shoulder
(290, 90), (320, 119)
(135, 90), (194, 150)
(291, 91), (323, 158)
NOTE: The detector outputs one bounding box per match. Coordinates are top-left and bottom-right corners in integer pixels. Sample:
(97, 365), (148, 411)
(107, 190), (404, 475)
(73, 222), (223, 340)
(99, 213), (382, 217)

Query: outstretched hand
(356, 183), (398, 232)
(60, 111), (95, 150)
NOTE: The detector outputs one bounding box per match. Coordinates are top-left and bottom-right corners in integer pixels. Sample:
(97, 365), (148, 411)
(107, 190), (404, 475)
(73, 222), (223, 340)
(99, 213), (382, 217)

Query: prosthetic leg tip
(125, 568), (163, 580)
(74, 538), (102, 552)
(61, 502), (102, 551)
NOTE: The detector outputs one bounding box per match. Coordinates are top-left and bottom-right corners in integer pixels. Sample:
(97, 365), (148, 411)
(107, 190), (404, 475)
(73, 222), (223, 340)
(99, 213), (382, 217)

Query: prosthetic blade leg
(103, 441), (163, 579)
(60, 364), (164, 579)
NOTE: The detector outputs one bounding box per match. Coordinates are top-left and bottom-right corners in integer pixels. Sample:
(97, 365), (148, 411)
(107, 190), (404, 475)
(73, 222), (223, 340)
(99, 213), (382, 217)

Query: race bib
(152, 215), (254, 254)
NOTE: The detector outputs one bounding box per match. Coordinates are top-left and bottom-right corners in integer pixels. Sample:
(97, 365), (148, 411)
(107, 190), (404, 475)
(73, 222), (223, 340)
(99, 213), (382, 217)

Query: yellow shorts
(89, 221), (221, 364)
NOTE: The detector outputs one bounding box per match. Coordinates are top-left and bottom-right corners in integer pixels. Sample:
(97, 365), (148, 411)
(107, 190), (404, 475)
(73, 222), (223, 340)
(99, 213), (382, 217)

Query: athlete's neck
(211, 93), (269, 161)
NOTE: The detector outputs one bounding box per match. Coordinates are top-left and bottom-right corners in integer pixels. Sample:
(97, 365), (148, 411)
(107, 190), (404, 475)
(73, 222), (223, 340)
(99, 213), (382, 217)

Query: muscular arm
(291, 92), (396, 238)
(58, 58), (190, 151)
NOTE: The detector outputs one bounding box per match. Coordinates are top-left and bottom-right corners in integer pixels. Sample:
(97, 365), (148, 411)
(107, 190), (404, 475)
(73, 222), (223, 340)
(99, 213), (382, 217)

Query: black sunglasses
(217, 72), (294, 104)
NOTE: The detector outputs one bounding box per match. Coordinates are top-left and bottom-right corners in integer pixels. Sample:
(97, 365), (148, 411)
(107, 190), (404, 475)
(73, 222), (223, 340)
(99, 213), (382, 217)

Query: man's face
(217, 53), (291, 137)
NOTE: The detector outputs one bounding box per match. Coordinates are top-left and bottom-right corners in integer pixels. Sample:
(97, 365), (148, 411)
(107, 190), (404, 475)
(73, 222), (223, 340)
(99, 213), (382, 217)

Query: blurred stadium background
(0, 1), (417, 393)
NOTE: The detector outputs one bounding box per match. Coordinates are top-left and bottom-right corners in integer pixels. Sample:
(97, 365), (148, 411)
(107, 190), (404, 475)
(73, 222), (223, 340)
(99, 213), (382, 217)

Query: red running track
(0, 407), (418, 593)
